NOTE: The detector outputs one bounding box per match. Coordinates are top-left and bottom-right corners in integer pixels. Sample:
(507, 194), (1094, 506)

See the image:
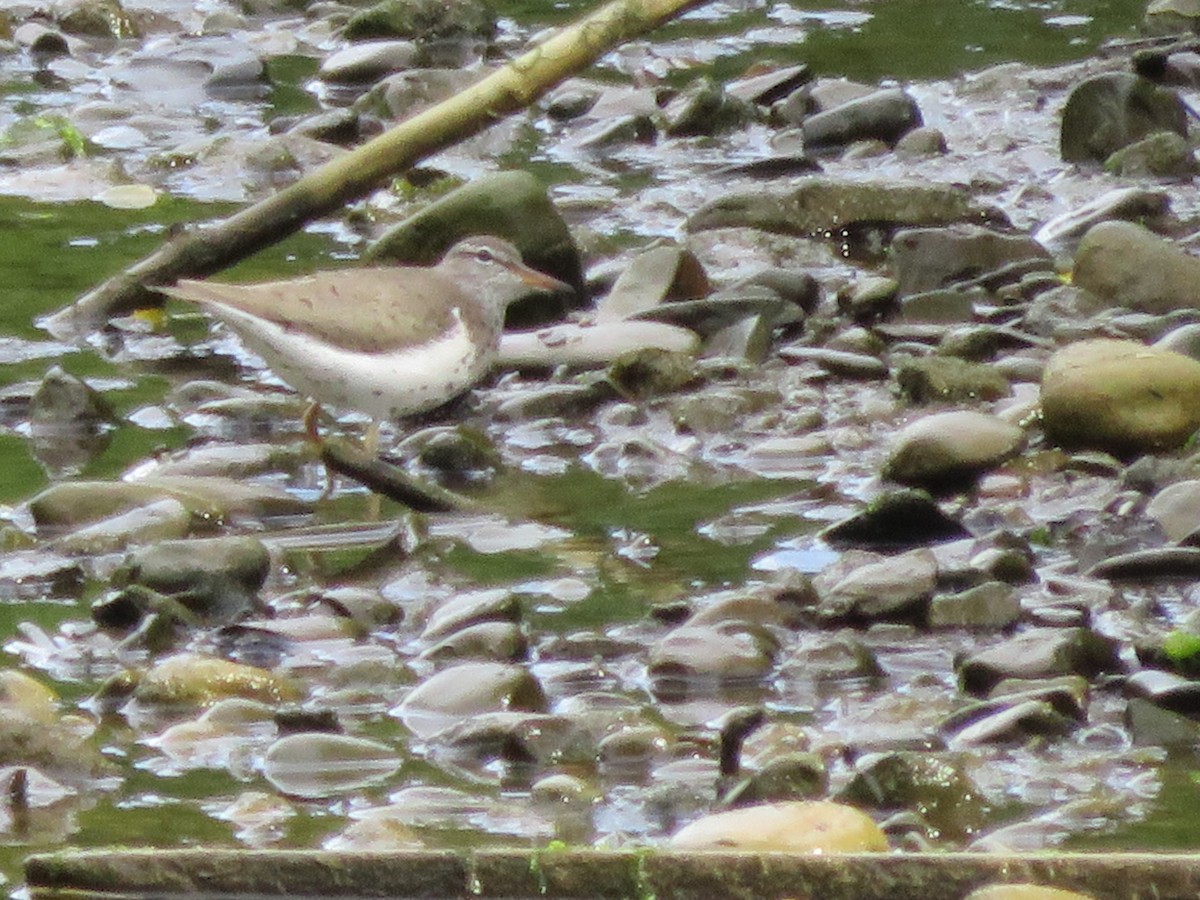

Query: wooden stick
(41, 0), (708, 339)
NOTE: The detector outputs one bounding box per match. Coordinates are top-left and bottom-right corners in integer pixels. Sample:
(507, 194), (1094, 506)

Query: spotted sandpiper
(161, 236), (569, 435)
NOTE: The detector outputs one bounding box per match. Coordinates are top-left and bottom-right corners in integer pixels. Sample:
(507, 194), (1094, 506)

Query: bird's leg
(302, 401), (323, 444)
(302, 401), (337, 500)
(363, 420), (384, 519)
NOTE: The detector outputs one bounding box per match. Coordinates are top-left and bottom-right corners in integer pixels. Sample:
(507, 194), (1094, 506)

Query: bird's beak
(513, 262), (572, 296)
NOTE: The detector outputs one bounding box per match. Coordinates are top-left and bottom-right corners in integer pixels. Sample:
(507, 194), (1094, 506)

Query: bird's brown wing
(162, 268), (466, 353)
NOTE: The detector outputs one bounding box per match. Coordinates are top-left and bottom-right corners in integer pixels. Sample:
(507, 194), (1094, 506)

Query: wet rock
(895, 356), (1011, 404)
(840, 275), (899, 322)
(782, 633), (885, 681)
(1040, 338), (1200, 454)
(141, 443), (303, 480)
(418, 589), (520, 642)
(563, 113), (657, 150)
(1074, 221), (1200, 315)
(53, 0), (137, 38)
(29, 365), (114, 439)
(367, 170), (583, 320)
(732, 268), (820, 314)
(687, 178), (988, 237)
(438, 710), (593, 771)
(53, 497), (193, 555)
(343, 0), (495, 42)
(663, 78), (756, 137)
(419, 622), (527, 662)
(648, 623), (777, 697)
(606, 348), (700, 400)
(1032, 187), (1171, 252)
(669, 799), (888, 852)
(492, 382), (613, 421)
(0, 671), (59, 724)
(394, 662), (546, 738)
(113, 536), (269, 624)
(1155, 322), (1200, 360)
(543, 85), (599, 121)
(928, 581), (1021, 630)
(946, 698), (1077, 747)
(262, 733), (400, 799)
(822, 488), (969, 550)
(1124, 668), (1200, 714)
(780, 346), (888, 379)
(721, 750), (826, 806)
(839, 751), (989, 840)
(598, 724), (669, 774)
(1125, 696), (1200, 745)
(882, 410), (1025, 489)
(105, 653), (302, 708)
(1105, 130), (1197, 177)
(635, 293), (786, 363)
(670, 384), (780, 433)
(503, 322), (700, 376)
(814, 548), (937, 622)
(895, 126), (948, 157)
(595, 245), (710, 323)
(318, 40), (419, 86)
(965, 885), (1096, 900)
(1147, 478), (1200, 542)
(801, 87), (921, 151)
(891, 226), (1052, 297)
(1060, 73), (1187, 164)
(1144, 0), (1200, 33)
(1088, 546), (1200, 580)
(958, 628), (1120, 696)
(727, 63), (811, 106)
(354, 68), (479, 120)
(896, 286), (982, 323)
(0, 711), (107, 784)
(988, 675), (1090, 720)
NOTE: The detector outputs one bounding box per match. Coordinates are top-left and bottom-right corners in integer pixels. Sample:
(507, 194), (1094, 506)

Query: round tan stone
(1040, 338), (1200, 453)
(668, 799), (888, 852)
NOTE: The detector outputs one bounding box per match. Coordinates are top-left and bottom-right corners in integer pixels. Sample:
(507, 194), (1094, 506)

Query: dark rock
(883, 410), (1025, 489)
(1088, 546), (1200, 580)
(894, 126), (947, 157)
(727, 64), (811, 106)
(779, 346), (889, 380)
(1033, 186), (1171, 252)
(895, 357), (1011, 404)
(1126, 696), (1200, 745)
(945, 698), (1078, 746)
(1073, 221), (1200, 315)
(801, 88), (922, 150)
(687, 178), (990, 237)
(114, 536), (270, 624)
(663, 78), (756, 137)
(318, 40), (420, 86)
(343, 0), (495, 41)
(839, 751), (988, 841)
(927, 581), (1021, 630)
(958, 627), (1120, 696)
(1105, 130), (1197, 177)
(366, 170), (583, 322)
(822, 488), (969, 550)
(891, 226), (1053, 297)
(596, 245), (710, 322)
(1060, 73), (1187, 164)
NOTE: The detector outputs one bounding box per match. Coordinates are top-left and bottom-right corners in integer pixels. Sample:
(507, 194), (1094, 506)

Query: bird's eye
(475, 247), (497, 263)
